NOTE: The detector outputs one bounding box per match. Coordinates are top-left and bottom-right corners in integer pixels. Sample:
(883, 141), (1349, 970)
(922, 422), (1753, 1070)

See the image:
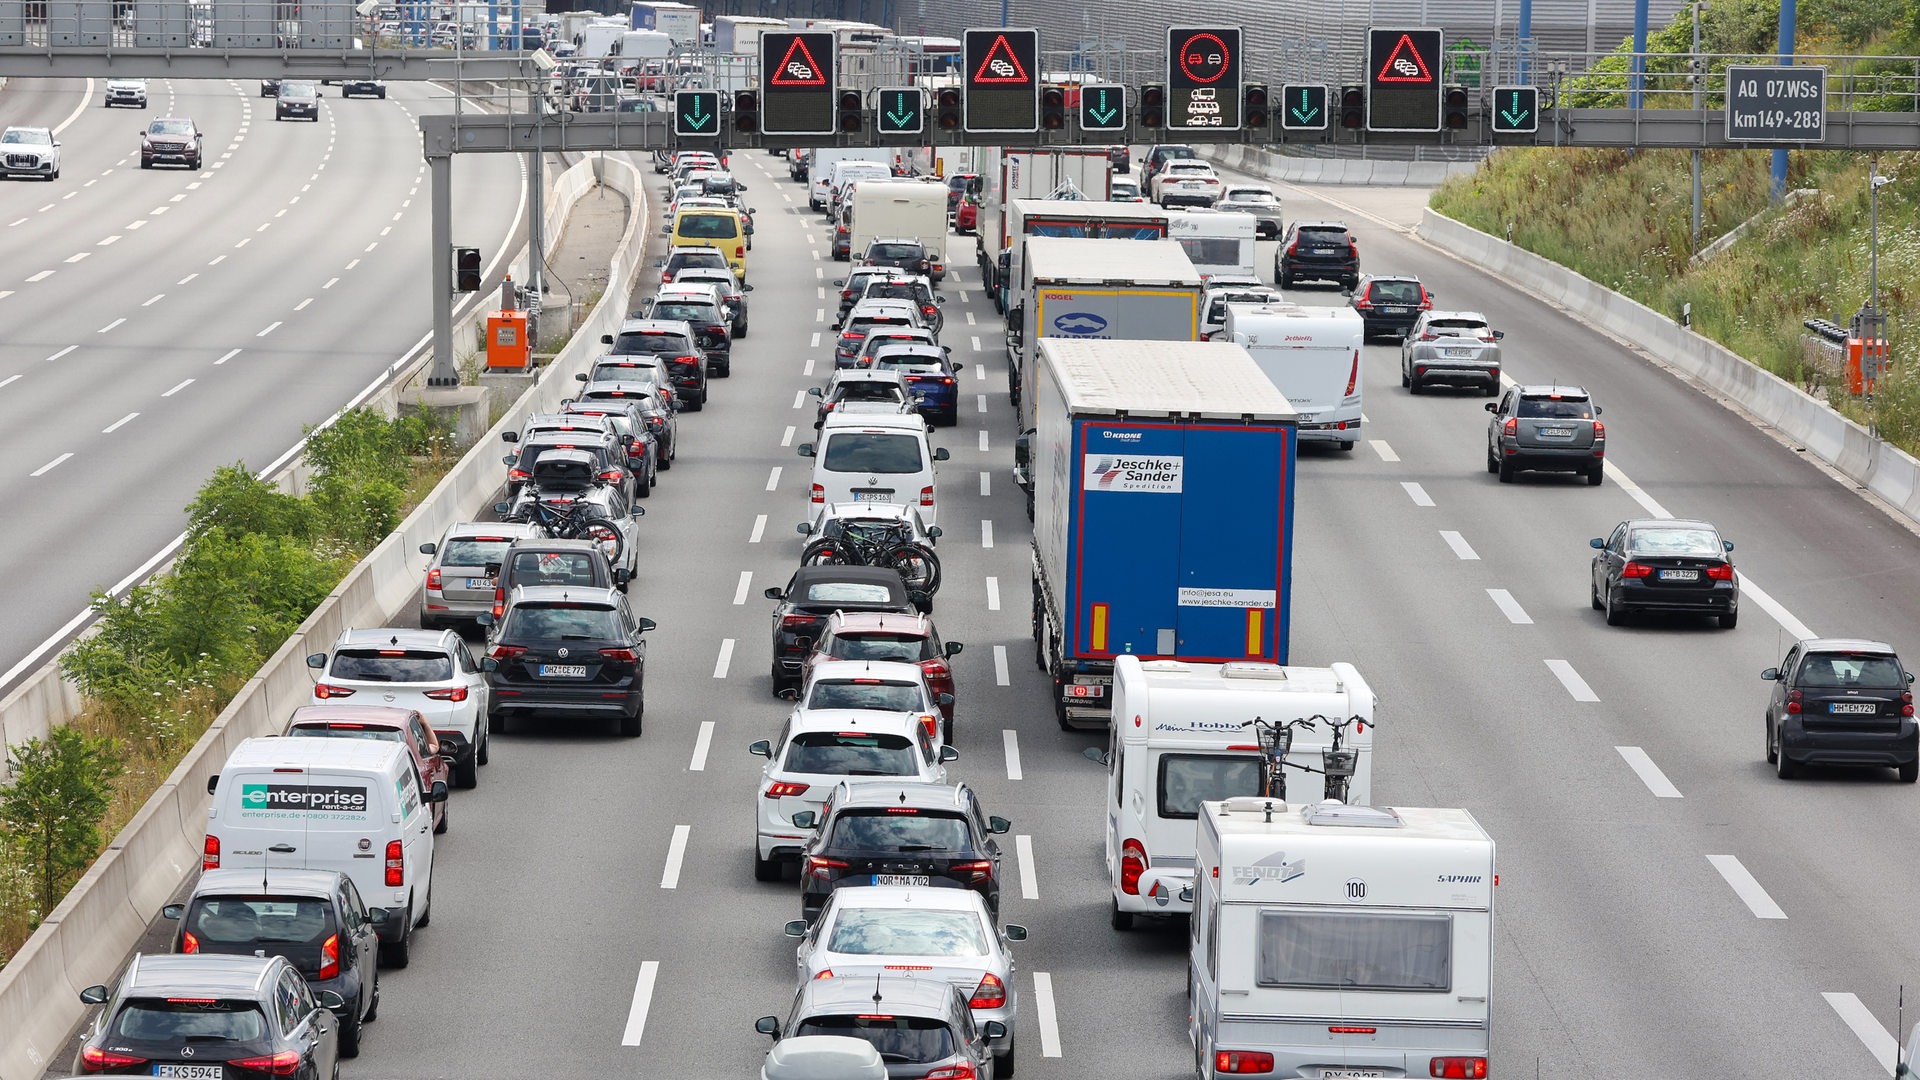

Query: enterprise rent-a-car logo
(239, 782), (370, 818)
(1084, 454), (1184, 493)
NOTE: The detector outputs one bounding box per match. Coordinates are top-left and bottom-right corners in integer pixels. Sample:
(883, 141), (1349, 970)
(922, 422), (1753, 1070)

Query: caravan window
(1156, 754), (1263, 819)
(1176, 237), (1244, 271)
(1256, 911), (1452, 992)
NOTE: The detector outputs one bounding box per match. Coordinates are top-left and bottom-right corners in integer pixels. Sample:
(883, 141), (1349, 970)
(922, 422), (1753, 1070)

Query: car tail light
(1621, 561), (1654, 579)
(630, 439), (645, 455)
(810, 483), (825, 505)
(923, 1063), (977, 1080)
(734, 245), (744, 257)
(1348, 239), (1359, 258)
(426, 568), (442, 591)
(919, 714), (939, 739)
(385, 839), (404, 887)
(318, 933), (340, 980)
(814, 968), (836, 979)
(229, 1051), (302, 1076)
(1905, 691), (1915, 717)
(598, 469), (625, 483)
(1430, 1057), (1487, 1079)
(1120, 838), (1147, 895)
(507, 468), (529, 483)
(1344, 351), (1359, 397)
(493, 587), (506, 620)
(203, 834), (220, 870)
(1704, 564), (1735, 581)
(806, 855), (849, 879)
(1286, 239), (1299, 256)
(951, 859), (993, 883)
(841, 288), (854, 300)
(920, 485), (934, 507)
(490, 643), (527, 659)
(1503, 417), (1517, 437)
(661, 272), (672, 284)
(923, 305), (937, 317)
(1593, 421), (1606, 440)
(81, 1047), (149, 1071)
(181, 929), (200, 953)
(600, 647), (638, 663)
(766, 781), (810, 798)
(1214, 1050), (1274, 1073)
(1420, 287), (1434, 310)
(423, 686), (469, 702)
(1353, 297), (1372, 310)
(967, 972), (1007, 1009)
(782, 614), (820, 634)
(1786, 689), (1802, 714)
(313, 684), (356, 699)
(674, 354), (701, 366)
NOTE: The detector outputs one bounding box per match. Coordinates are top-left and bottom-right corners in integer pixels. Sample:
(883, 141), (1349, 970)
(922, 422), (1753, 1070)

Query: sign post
(1366, 27), (1443, 133)
(759, 31), (836, 136)
(1166, 26), (1242, 131)
(1723, 65), (1826, 143)
(962, 27), (1040, 133)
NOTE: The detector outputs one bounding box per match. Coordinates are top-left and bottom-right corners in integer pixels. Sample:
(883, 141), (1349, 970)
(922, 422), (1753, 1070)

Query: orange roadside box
(486, 310), (530, 370)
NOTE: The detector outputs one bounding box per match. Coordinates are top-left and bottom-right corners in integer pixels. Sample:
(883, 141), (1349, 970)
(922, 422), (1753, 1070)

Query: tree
(0, 727), (123, 916)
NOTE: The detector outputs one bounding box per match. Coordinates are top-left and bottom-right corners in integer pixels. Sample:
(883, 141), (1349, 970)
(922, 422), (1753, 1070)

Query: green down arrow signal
(1086, 90), (1117, 126)
(683, 96), (711, 130)
(1500, 92), (1530, 127)
(1290, 87), (1321, 124)
(885, 94), (916, 129)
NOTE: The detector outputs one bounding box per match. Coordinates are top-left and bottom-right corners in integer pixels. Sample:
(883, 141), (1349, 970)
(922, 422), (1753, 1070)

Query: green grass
(1431, 148), (1917, 434)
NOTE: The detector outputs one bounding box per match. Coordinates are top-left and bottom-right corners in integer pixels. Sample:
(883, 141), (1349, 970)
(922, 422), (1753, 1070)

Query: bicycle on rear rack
(1238, 716), (1318, 801)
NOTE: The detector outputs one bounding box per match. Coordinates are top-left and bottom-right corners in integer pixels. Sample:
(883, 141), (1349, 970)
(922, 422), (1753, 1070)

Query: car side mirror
(1722, 540), (1735, 552)
(783, 919), (809, 938)
(791, 810), (817, 829)
(502, 430), (521, 442)
(806, 386), (824, 398)
(613, 567), (633, 585)
(207, 775), (219, 794)
(748, 739), (772, 757)
(797, 443), (816, 458)
(502, 454), (517, 465)
(933, 448), (950, 462)
(832, 278), (846, 287)
(939, 745), (961, 764)
(494, 501), (512, 514)
(1493, 329), (1506, 340)
(1341, 288), (1353, 297)
(365, 906), (388, 922)
(935, 296), (947, 305)
(575, 372), (589, 382)
(983, 1021), (1007, 1040)
(1002, 924), (1028, 941)
(313, 988), (345, 1011)
(481, 656), (498, 671)
(937, 693), (954, 706)
(764, 587), (785, 600)
(601, 333), (613, 344)
(945, 642), (964, 657)
(1484, 402), (1499, 413)
(987, 815), (1011, 833)
(80, 984), (109, 1005)
(306, 653), (327, 669)
(426, 780), (448, 803)
(418, 542), (437, 555)
(777, 687), (800, 701)
(951, 362), (964, 371)
(636, 617), (657, 633)
(1589, 538), (1605, 549)
(926, 525), (943, 539)
(796, 522), (814, 536)
(162, 904), (183, 920)
(477, 612), (496, 628)
(1595, 405), (1604, 415)
(755, 1016), (780, 1038)
(1083, 746), (1111, 767)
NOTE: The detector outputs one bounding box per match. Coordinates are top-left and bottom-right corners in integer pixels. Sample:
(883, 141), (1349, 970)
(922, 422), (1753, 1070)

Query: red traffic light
(1243, 83), (1269, 127)
(837, 88), (863, 133)
(1139, 84), (1166, 128)
(1443, 84), (1470, 129)
(936, 86), (962, 131)
(1339, 85), (1365, 130)
(1040, 86), (1066, 130)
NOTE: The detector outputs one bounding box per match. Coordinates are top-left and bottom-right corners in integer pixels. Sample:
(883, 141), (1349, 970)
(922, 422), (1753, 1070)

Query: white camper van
(1093, 655), (1375, 930)
(1190, 799), (1495, 1080)
(1167, 208), (1258, 281)
(1223, 302), (1366, 450)
(848, 179), (949, 282)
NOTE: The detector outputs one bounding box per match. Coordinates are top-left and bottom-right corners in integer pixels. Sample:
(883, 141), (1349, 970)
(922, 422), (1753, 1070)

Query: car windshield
(1, 129), (48, 144)
(440, 537), (515, 567)
(112, 999), (268, 1041)
(1800, 653), (1908, 689)
(806, 680), (922, 712)
(280, 83), (316, 99)
(330, 649), (452, 682)
(1516, 396), (1593, 419)
(182, 897), (335, 946)
(676, 214), (738, 239)
(794, 1015), (955, 1064)
(650, 303), (714, 323)
(503, 604), (623, 640)
(149, 120), (193, 135)
(822, 433), (924, 474)
(1369, 281), (1424, 304)
(826, 809), (970, 851)
(781, 731), (917, 775)
(830, 632), (933, 663)
(1626, 528), (1722, 557)
(509, 551), (600, 587)
(827, 908), (989, 957)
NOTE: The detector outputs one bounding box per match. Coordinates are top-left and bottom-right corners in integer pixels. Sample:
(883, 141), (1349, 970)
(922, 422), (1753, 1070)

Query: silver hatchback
(418, 522), (545, 629)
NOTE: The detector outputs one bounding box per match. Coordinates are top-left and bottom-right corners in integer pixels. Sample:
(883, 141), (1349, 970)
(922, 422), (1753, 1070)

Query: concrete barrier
(1417, 207), (1920, 533)
(1199, 146), (1479, 187)
(0, 154), (651, 1080)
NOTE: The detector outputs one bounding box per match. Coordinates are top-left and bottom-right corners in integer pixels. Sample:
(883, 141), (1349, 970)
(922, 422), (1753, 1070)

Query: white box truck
(848, 178), (950, 282)
(1190, 799), (1495, 1080)
(629, 0), (699, 44)
(1092, 655), (1375, 930)
(1222, 302), (1366, 451)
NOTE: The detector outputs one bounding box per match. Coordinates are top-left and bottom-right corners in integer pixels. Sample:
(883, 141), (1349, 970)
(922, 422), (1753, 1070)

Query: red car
(284, 704), (454, 834)
(802, 611), (963, 733)
(954, 197), (978, 234)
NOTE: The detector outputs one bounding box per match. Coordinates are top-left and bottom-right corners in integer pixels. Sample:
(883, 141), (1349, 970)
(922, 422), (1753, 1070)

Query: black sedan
(75, 953), (342, 1077)
(482, 584), (654, 737)
(764, 565), (925, 691)
(1589, 518), (1738, 627)
(1764, 638), (1918, 781)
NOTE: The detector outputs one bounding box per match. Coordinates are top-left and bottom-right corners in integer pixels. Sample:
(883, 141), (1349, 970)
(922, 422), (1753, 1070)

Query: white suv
(306, 627), (491, 788)
(0, 127), (60, 181)
(104, 78), (148, 108)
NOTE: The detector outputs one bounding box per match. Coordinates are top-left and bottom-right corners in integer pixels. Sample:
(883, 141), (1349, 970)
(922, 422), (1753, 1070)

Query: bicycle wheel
(578, 517), (625, 564)
(800, 538), (853, 566)
(886, 542), (942, 595)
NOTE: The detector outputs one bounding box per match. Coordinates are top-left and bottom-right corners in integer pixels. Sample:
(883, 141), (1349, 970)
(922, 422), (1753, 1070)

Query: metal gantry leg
(429, 152), (458, 386)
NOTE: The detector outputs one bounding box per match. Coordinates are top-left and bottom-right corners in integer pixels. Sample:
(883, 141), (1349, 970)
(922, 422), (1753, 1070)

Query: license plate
(1657, 569), (1699, 581)
(872, 874), (931, 886)
(1315, 247), (1339, 254)
(465, 578), (494, 589)
(1831, 702), (1879, 714)
(1383, 306), (1408, 314)
(1444, 347), (1476, 358)
(854, 491), (893, 503)
(1067, 684), (1104, 699)
(1320, 1072), (1386, 1080)
(156, 1068), (223, 1079)
(539, 664), (588, 677)
(1538, 427), (1575, 437)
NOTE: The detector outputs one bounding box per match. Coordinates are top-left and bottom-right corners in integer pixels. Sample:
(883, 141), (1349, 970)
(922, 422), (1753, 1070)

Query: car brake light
(1214, 1050), (1274, 1073)
(490, 643), (527, 659)
(1621, 561), (1653, 579)
(968, 972), (1007, 1009)
(951, 859), (993, 883)
(1349, 239), (1359, 257)
(318, 933), (340, 980)
(1704, 564), (1735, 580)
(923, 1063), (977, 1080)
(493, 587), (506, 620)
(1905, 691), (1915, 717)
(766, 781), (810, 797)
(313, 684), (356, 699)
(920, 485), (934, 507)
(1593, 421), (1606, 439)
(600, 647), (638, 663)
(385, 839), (404, 887)
(229, 1051), (302, 1077)
(734, 245), (744, 257)
(1503, 417), (1517, 437)
(1431, 1057), (1487, 1079)
(82, 1047), (149, 1071)
(1786, 688), (1802, 714)
(181, 929), (199, 953)
(203, 834), (220, 870)
(1120, 838), (1147, 895)
(423, 686), (469, 702)
(426, 568), (442, 591)
(810, 483), (825, 505)
(1345, 350), (1359, 397)
(597, 469), (625, 483)
(919, 714), (939, 739)
(806, 855), (849, 879)
(507, 468), (529, 482)
(782, 614), (820, 633)
(1286, 239), (1298, 256)
(1420, 287), (1434, 310)
(1353, 297), (1372, 310)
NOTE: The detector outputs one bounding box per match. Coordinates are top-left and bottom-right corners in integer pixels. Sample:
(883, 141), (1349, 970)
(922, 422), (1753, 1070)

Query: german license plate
(156, 1068), (223, 1079)
(1383, 306), (1408, 314)
(1657, 569), (1699, 581)
(1444, 347), (1476, 358)
(854, 491), (893, 503)
(1831, 702), (1878, 714)
(873, 874), (931, 886)
(466, 578), (493, 589)
(1067, 683), (1105, 699)
(539, 664), (588, 677)
(1538, 426), (1574, 437)
(1320, 1071), (1386, 1080)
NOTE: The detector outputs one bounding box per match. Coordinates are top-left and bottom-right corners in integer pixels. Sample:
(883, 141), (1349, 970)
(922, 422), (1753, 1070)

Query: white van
(808, 148), (898, 209)
(204, 736), (445, 966)
(1223, 302), (1365, 450)
(1166, 208), (1258, 281)
(1093, 655), (1375, 930)
(798, 412), (951, 528)
(1190, 799), (1495, 1080)
(848, 179), (949, 282)
(818, 158), (893, 215)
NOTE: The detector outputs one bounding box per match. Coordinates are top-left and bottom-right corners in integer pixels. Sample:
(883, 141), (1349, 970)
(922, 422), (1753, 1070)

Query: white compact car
(784, 658), (948, 748)
(0, 127), (60, 180)
(104, 77), (149, 108)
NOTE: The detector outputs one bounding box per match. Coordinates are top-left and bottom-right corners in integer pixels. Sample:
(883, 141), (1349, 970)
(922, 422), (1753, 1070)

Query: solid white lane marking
(161, 379), (193, 398)
(294, 298), (313, 311)
(750, 514), (767, 543)
(1615, 746), (1683, 798)
(1823, 992), (1898, 1075)
(64, 252), (90, 263)
(1544, 659), (1599, 702)
(25, 270), (53, 282)
(1015, 834), (1039, 899)
(766, 466), (782, 491)
(985, 576), (1001, 611)
(792, 390), (806, 409)
(970, 335), (983, 352)
(659, 825), (689, 889)
(1033, 972), (1062, 1057)
(1706, 854), (1787, 919)
(257, 322), (281, 337)
(1487, 588), (1532, 624)
(981, 520), (994, 549)
(142, 294), (164, 307)
(1440, 530), (1479, 560)
(44, 345), (73, 363)
(980, 471), (991, 497)
(781, 426), (795, 447)
(689, 721), (715, 772)
(977, 394), (987, 414)
(102, 412), (138, 434)
(1371, 439), (1399, 462)
(1400, 481), (1435, 507)
(214, 349), (240, 365)
(733, 571), (752, 605)
(1742, 577), (1818, 641)
(713, 638), (735, 679)
(621, 961), (659, 1045)
(993, 645), (1009, 686)
(30, 452), (72, 477)
(978, 430), (989, 452)
(97, 318), (124, 333)
(1004, 729), (1023, 780)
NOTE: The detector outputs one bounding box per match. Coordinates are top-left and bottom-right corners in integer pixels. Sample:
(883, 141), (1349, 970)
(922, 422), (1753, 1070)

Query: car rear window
(869, 243), (923, 260)
(1369, 280), (1424, 304)
(182, 897), (336, 947)
(837, 382), (904, 403)
(802, 582), (898, 604)
(331, 649), (452, 681)
(508, 551), (602, 587)
(864, 284), (925, 303)
(806, 680), (921, 712)
(1297, 227), (1349, 244)
(1800, 654), (1907, 688)
(781, 731), (917, 775)
(827, 908), (989, 957)
(667, 249), (726, 270)
(503, 604), (622, 640)
(650, 302), (717, 323)
(676, 213), (738, 239)
(113, 999), (268, 1041)
(288, 723), (403, 746)
(440, 537), (515, 567)
(822, 433), (924, 474)
(1516, 396), (1593, 419)
(1626, 528), (1722, 557)
(827, 808), (970, 851)
(794, 1015), (955, 1063)
(1428, 318), (1488, 334)
(829, 632), (934, 663)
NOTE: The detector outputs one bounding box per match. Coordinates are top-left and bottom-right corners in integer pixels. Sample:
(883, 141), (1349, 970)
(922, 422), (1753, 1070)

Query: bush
(0, 727), (123, 917)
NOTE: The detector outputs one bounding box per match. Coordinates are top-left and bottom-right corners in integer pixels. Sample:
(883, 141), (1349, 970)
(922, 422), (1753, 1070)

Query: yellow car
(669, 208), (748, 282)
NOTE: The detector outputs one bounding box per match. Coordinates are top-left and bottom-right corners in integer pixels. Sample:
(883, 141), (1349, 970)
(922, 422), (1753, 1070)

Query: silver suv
(1486, 384), (1606, 485)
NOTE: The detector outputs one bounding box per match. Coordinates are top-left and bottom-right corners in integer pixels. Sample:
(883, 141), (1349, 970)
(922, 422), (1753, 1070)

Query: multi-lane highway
(0, 76), (525, 691)
(42, 139), (1920, 1078)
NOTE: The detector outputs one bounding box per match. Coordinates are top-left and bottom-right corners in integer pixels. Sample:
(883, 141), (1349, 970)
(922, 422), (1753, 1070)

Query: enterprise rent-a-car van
(205, 737), (445, 967)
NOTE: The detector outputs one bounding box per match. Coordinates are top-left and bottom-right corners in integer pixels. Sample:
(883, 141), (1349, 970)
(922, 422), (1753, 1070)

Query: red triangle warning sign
(971, 34), (1030, 85)
(770, 36), (828, 87)
(1375, 33), (1434, 83)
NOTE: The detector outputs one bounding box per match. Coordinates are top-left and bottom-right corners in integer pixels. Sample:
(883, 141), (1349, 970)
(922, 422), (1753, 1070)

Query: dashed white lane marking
(161, 379), (193, 398)
(257, 322), (281, 337)
(814, 308), (824, 322)
(803, 355), (816, 377)
(981, 520), (994, 549)
(25, 270), (53, 282)
(978, 430), (989, 452)
(621, 961), (659, 1046)
(1015, 835), (1039, 899)
(970, 335), (983, 352)
(713, 638), (735, 679)
(791, 390), (806, 409)
(64, 252), (89, 264)
(209, 255), (225, 266)
(993, 645), (1009, 686)
(0, 374), (22, 390)
(30, 452), (72, 477)
(344, 258), (358, 270)
(1439, 530), (1479, 560)
(750, 514), (767, 543)
(809, 331), (820, 348)
(659, 825), (690, 889)
(0, 291), (13, 300)
(142, 294), (164, 307)
(294, 298), (313, 311)
(323, 277), (338, 289)
(765, 466), (782, 491)
(965, 310), (976, 326)
(1615, 747), (1683, 798)
(689, 721), (715, 772)
(99, 235), (121, 246)
(781, 426), (795, 447)
(234, 238), (250, 248)
(1003, 729), (1023, 780)
(1400, 481), (1434, 507)
(1544, 658), (1600, 702)
(980, 471), (991, 497)
(97, 318), (124, 333)
(1822, 992), (1898, 1074)
(45, 345), (74, 362)
(1033, 972), (1062, 1057)
(1371, 439), (1399, 462)
(214, 349), (240, 365)
(7, 218), (23, 227)
(985, 576), (1001, 611)
(973, 363), (984, 381)
(1487, 588), (1531, 624)
(1706, 854), (1787, 919)
(733, 571), (752, 605)
(102, 412), (138, 434)
(977, 394), (987, 414)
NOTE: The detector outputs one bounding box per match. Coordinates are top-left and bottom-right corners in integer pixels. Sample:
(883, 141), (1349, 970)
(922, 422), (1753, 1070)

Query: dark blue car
(870, 342), (964, 427)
